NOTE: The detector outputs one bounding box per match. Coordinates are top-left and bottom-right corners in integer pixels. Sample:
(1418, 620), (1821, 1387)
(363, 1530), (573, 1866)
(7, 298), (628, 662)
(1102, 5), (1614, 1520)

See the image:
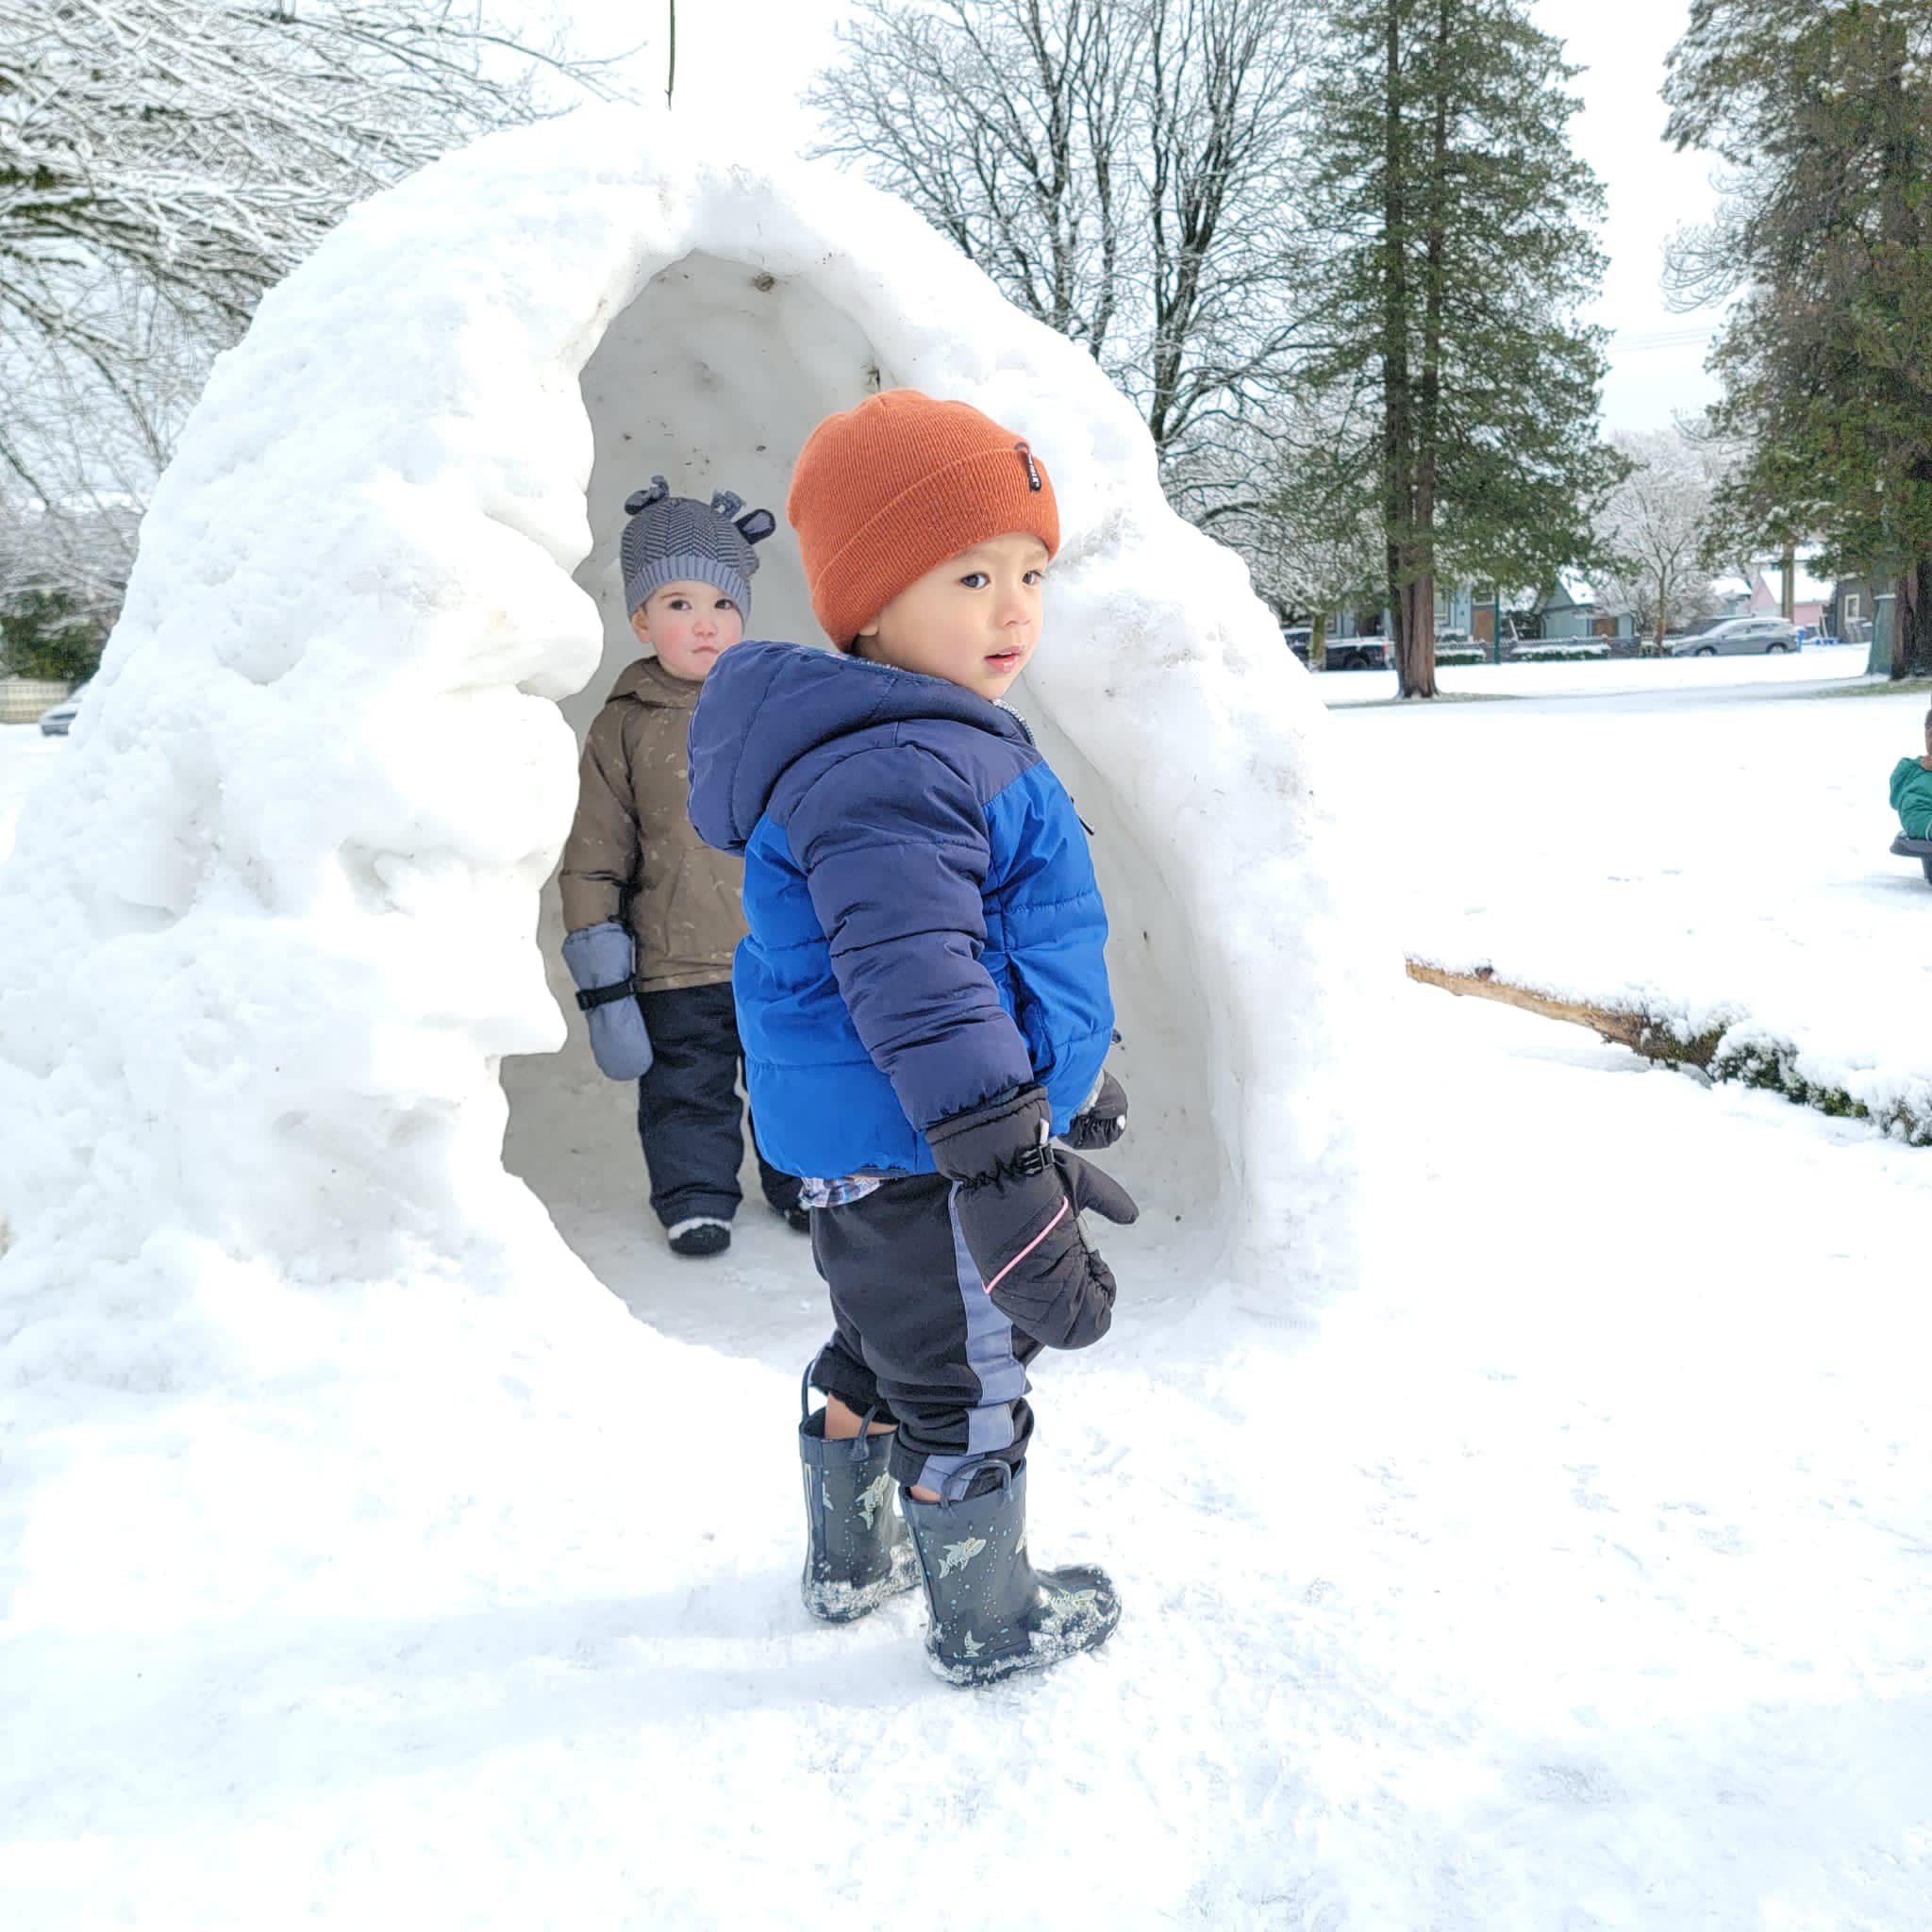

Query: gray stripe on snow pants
(808, 1172), (1039, 1495)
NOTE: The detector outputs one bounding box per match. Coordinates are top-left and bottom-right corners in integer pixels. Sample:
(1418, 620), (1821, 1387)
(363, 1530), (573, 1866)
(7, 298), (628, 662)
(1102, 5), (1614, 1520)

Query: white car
(37, 681), (90, 735)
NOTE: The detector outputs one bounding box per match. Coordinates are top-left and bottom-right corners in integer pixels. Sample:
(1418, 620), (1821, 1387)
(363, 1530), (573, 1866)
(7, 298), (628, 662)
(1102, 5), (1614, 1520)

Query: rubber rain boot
(901, 1460), (1120, 1686)
(798, 1374), (918, 1624)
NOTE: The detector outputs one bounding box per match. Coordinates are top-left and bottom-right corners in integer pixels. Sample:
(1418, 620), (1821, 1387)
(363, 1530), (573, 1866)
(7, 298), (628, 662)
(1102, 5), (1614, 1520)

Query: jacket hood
(688, 641), (1028, 853)
(608, 655), (699, 708)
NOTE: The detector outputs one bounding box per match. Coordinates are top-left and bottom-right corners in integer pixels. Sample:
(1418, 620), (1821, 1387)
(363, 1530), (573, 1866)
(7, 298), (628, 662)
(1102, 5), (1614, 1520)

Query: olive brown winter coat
(559, 655), (747, 992)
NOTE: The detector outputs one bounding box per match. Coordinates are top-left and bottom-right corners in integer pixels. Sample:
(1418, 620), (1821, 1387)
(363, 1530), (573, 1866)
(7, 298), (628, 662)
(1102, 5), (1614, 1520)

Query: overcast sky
(547, 0), (1725, 435)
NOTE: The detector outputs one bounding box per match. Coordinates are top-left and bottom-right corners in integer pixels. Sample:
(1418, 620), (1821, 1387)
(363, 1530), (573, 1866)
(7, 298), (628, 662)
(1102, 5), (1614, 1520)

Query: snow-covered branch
(1592, 427), (1722, 645)
(0, 0), (620, 616)
(810, 0), (1320, 538)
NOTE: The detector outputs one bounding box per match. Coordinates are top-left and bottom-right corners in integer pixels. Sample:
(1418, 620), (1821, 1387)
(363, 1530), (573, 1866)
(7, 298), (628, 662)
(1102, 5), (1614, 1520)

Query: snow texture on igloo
(0, 109), (1362, 1429)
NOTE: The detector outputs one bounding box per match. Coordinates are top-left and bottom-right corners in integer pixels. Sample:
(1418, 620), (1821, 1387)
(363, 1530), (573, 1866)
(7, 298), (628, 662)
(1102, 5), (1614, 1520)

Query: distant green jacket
(1890, 756), (1932, 840)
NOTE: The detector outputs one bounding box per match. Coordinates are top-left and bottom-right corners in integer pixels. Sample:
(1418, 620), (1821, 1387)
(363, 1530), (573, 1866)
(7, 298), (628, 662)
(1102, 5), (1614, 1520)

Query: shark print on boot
(797, 1383), (918, 1624)
(901, 1460), (1120, 1686)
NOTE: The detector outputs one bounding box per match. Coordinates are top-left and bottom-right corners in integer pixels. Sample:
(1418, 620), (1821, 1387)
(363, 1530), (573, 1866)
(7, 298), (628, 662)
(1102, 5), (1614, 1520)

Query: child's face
(855, 533), (1049, 701)
(631, 579), (745, 681)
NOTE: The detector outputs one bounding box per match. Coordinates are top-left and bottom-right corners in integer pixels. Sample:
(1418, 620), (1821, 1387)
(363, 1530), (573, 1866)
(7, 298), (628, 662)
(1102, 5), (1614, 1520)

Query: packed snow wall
(0, 112), (1363, 1408)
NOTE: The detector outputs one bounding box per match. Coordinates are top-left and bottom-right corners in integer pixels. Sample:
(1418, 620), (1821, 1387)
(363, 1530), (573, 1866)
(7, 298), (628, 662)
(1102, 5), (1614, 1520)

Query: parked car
(1281, 625), (1312, 663)
(1324, 635), (1393, 671)
(37, 681), (90, 735)
(1668, 616), (1801, 657)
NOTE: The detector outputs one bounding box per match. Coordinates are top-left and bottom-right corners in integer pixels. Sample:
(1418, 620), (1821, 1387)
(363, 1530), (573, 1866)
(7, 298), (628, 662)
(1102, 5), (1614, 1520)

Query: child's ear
(628, 608), (653, 646)
(735, 508), (776, 545)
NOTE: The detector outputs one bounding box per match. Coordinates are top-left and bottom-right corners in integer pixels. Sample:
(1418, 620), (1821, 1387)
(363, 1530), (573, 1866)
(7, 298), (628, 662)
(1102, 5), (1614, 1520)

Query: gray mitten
(562, 921), (654, 1080)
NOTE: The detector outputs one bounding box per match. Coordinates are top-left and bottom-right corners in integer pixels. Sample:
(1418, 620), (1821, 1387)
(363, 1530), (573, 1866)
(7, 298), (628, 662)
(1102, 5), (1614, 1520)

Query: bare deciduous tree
(1592, 428), (1721, 648)
(0, 2), (616, 530)
(809, 0), (1317, 529)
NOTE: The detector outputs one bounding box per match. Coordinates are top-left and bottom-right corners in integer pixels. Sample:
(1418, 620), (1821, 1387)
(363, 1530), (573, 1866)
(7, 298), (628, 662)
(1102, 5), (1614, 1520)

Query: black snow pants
(636, 982), (799, 1227)
(808, 1173), (1041, 1494)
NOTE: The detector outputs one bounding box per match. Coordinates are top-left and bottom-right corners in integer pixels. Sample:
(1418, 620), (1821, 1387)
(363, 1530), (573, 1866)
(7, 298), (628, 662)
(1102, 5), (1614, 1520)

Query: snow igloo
(0, 113), (1359, 1563)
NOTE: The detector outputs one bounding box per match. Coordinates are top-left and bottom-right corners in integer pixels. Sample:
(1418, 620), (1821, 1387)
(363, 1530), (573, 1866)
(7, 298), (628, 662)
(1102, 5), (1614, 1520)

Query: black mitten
(1065, 1070), (1128, 1151)
(927, 1085), (1138, 1350)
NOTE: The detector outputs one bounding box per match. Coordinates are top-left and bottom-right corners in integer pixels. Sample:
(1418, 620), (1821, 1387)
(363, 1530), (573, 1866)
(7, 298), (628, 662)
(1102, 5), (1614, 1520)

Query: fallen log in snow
(1405, 958), (1931, 1146)
(1403, 960), (1687, 1060)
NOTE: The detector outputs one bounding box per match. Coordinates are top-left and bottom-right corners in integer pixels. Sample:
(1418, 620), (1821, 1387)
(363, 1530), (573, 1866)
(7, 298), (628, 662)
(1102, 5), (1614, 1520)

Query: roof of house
(1751, 552), (1834, 607)
(1545, 570), (1596, 609)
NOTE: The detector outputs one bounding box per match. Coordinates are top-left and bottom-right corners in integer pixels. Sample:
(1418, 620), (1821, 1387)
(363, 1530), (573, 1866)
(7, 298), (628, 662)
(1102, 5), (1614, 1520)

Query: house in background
(1829, 574), (1876, 643)
(1708, 572), (1755, 621)
(1537, 572), (1636, 642)
(1435, 583), (1476, 636)
(1323, 582), (1476, 642)
(1745, 550), (1832, 630)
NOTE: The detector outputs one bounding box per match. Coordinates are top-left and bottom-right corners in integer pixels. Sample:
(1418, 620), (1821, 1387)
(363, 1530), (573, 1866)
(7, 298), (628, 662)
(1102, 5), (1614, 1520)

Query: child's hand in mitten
(561, 921), (654, 1080)
(927, 1085), (1138, 1350)
(1065, 1070), (1128, 1151)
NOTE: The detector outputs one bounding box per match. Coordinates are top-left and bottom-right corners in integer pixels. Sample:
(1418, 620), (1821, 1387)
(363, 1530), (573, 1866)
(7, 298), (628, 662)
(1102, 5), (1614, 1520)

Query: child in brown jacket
(558, 479), (804, 1258)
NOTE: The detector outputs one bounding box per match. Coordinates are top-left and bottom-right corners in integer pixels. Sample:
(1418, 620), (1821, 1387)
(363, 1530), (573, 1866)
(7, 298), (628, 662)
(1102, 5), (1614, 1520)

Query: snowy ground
(1324, 650), (1932, 1130)
(1316, 639), (1873, 705)
(7, 684), (1931, 1926)
(0, 725), (64, 862)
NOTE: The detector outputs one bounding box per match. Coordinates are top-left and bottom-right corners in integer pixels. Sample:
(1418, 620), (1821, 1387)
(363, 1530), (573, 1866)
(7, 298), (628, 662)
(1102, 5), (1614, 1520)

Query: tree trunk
(1878, 12), (1922, 682)
(1399, 0), (1451, 703)
(1899, 556), (1932, 677)
(1380, 0), (1417, 694)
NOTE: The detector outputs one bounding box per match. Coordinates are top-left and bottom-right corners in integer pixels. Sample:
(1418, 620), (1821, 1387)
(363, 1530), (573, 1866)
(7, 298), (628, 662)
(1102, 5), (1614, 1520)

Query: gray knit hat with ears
(620, 477), (776, 618)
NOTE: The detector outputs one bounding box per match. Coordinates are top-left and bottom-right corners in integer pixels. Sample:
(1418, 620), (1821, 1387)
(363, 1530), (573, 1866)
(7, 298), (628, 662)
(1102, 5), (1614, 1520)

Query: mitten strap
(574, 976), (646, 1012)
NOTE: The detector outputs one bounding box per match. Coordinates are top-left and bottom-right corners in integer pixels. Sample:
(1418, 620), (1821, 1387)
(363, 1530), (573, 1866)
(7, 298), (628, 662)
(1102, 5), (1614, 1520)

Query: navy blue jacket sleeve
(786, 739), (1033, 1132)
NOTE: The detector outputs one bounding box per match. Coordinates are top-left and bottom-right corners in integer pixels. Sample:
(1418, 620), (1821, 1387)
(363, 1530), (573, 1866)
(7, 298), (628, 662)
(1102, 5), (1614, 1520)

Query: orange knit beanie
(787, 390), (1061, 648)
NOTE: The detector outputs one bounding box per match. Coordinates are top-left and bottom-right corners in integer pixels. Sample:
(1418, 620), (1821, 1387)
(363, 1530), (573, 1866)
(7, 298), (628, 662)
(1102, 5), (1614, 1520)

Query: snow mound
(0, 109), (1364, 1614)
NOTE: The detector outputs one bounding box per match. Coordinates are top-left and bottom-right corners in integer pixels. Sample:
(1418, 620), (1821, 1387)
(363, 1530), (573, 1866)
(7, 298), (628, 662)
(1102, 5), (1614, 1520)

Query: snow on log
(1403, 960), (1678, 1058)
(1407, 958), (1932, 1144)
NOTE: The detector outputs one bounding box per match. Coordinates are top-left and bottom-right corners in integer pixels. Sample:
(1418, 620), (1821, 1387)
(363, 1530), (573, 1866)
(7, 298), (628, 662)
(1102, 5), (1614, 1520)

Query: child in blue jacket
(688, 390), (1135, 1685)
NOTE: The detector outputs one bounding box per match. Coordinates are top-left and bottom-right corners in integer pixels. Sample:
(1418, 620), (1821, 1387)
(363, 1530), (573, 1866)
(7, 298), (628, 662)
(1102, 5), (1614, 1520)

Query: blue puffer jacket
(688, 641), (1113, 1180)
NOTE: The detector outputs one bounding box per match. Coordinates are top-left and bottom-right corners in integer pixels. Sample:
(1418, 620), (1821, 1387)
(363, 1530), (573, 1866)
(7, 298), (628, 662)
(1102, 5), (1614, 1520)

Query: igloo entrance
(499, 245), (1233, 1324)
(498, 247), (891, 1319)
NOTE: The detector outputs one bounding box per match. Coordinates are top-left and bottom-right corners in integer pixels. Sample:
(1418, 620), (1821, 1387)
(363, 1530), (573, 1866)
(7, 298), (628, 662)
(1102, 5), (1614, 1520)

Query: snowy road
(7, 692), (1932, 1926)
(1315, 640), (1874, 707)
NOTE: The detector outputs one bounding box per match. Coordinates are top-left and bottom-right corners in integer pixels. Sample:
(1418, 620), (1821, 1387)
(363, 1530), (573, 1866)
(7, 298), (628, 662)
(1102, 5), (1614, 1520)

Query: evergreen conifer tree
(1302, 0), (1613, 697)
(1666, 0), (1932, 676)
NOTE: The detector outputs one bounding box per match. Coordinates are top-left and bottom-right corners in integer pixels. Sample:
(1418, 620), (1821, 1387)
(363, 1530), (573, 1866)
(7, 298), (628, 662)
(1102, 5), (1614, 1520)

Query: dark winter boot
(667, 1216), (731, 1258)
(901, 1461), (1120, 1686)
(798, 1378), (918, 1624)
